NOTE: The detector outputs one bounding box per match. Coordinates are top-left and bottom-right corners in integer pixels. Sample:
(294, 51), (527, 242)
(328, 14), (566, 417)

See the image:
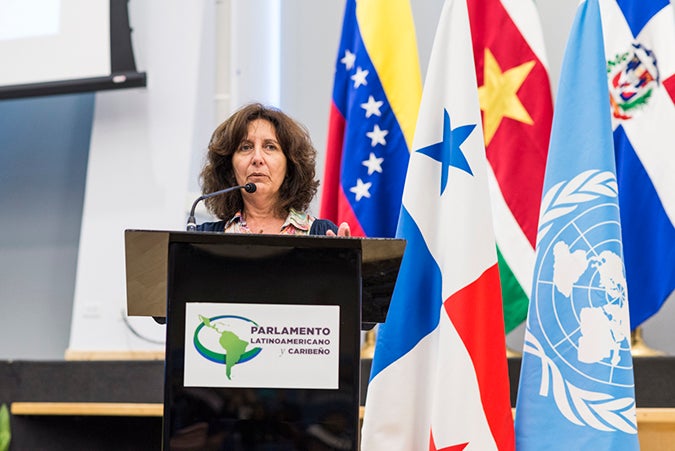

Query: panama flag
(602, 0), (675, 329)
(467, 0), (553, 334)
(515, 0), (639, 449)
(319, 0), (422, 238)
(361, 0), (514, 449)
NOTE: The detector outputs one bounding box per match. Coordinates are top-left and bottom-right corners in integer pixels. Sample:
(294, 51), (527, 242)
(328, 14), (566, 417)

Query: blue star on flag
(416, 109), (474, 194)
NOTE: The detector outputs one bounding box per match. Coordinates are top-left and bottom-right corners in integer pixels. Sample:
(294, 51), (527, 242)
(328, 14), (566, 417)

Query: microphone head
(244, 183), (257, 193)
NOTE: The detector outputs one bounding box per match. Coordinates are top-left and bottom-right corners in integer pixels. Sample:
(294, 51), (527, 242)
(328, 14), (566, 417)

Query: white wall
(0, 94), (93, 360)
(67, 0), (216, 354)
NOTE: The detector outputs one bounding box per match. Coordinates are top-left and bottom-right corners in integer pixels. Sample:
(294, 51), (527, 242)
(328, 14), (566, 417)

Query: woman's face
(232, 118), (288, 201)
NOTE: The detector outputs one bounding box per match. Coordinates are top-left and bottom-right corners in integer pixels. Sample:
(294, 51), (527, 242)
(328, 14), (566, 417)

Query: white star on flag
(366, 124), (388, 147)
(361, 95), (384, 118)
(351, 67), (369, 88)
(340, 49), (356, 71)
(362, 152), (384, 175)
(350, 178), (372, 201)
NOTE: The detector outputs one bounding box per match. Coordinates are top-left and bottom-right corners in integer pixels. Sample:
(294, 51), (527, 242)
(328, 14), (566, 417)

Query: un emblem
(524, 169), (637, 433)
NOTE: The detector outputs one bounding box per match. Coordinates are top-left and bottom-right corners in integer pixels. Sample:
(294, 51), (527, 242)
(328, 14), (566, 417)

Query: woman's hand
(326, 222), (351, 237)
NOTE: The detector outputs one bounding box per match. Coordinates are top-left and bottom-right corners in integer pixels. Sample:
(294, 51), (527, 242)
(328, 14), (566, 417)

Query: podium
(125, 230), (405, 450)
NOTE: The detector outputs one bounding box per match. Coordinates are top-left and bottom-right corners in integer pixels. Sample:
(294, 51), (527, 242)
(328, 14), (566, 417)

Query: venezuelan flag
(320, 0), (421, 237)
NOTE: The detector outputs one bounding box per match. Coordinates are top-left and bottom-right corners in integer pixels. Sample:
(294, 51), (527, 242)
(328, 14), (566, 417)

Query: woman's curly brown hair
(200, 103), (320, 220)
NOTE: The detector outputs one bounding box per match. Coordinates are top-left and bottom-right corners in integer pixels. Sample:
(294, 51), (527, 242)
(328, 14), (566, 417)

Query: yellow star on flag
(478, 48), (535, 146)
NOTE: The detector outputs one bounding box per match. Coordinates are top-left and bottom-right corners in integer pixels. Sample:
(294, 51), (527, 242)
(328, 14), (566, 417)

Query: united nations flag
(515, 1), (640, 450)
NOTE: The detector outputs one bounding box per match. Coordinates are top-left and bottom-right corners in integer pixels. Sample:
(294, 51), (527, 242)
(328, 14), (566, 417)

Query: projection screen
(0, 0), (145, 99)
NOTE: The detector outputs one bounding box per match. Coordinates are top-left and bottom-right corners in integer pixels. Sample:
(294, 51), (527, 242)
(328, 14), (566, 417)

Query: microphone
(186, 183), (256, 231)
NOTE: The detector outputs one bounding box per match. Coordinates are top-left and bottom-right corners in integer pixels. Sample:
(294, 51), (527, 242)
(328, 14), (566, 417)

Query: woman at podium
(195, 103), (350, 237)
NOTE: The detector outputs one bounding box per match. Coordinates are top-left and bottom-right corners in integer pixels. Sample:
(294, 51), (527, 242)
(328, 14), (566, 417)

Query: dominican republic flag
(319, 0), (421, 238)
(515, 1), (639, 449)
(602, 0), (675, 329)
(467, 0), (553, 334)
(361, 0), (514, 449)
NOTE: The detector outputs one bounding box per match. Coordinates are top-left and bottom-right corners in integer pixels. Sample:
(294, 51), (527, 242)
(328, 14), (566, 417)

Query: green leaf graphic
(199, 315), (212, 328)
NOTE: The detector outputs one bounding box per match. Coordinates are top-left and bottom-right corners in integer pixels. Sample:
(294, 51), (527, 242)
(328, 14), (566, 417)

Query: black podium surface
(125, 230), (405, 451)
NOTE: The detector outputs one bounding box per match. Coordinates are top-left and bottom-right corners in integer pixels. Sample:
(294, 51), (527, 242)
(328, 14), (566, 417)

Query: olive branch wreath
(536, 169), (618, 246)
(523, 330), (637, 433)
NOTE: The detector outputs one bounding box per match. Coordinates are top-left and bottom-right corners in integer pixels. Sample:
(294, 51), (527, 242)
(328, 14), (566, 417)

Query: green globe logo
(193, 314), (262, 380)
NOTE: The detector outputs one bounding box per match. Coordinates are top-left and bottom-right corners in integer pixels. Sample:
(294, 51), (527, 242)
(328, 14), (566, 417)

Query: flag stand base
(361, 329), (376, 359)
(631, 326), (665, 357)
(506, 346), (522, 358)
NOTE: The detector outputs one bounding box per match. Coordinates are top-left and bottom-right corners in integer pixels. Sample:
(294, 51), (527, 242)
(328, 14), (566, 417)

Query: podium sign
(183, 302), (341, 389)
(125, 230), (404, 450)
